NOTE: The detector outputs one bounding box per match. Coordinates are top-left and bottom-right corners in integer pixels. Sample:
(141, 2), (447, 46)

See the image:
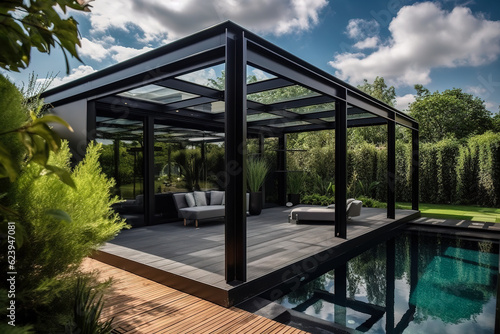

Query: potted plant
(247, 157), (269, 215)
(287, 172), (303, 206)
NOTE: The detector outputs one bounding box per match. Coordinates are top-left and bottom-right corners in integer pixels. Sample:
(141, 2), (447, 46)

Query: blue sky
(5, 0), (500, 114)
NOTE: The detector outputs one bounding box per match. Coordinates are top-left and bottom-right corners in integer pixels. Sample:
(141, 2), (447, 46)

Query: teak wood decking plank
(81, 258), (304, 333)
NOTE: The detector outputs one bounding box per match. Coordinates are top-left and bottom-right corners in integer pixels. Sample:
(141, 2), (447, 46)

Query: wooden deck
(82, 258), (309, 333)
(95, 206), (419, 307)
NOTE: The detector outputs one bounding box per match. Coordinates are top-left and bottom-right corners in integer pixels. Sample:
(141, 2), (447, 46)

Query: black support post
(387, 117), (396, 219)
(144, 116), (155, 226)
(225, 30), (247, 283)
(335, 100), (347, 239)
(277, 134), (287, 206)
(411, 126), (419, 211)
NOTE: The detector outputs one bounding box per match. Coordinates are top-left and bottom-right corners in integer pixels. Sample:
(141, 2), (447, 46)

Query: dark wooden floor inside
(97, 206), (418, 306)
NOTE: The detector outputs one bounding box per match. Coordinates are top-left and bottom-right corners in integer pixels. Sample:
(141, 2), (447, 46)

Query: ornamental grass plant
(247, 157), (269, 192)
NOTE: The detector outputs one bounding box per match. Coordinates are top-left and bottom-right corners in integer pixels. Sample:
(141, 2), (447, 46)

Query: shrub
(419, 142), (439, 203)
(287, 172), (304, 194)
(395, 141), (412, 202)
(1, 142), (127, 331)
(357, 196), (387, 209)
(436, 139), (460, 204)
(0, 75), (29, 181)
(347, 142), (378, 198)
(301, 194), (334, 206)
(375, 147), (388, 201)
(466, 132), (500, 207)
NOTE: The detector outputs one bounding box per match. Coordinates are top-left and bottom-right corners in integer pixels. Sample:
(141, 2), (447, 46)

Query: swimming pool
(275, 229), (499, 333)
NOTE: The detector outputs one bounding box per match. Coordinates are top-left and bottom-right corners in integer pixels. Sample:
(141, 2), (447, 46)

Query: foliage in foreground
(0, 0), (92, 73)
(0, 142), (127, 331)
(70, 278), (113, 334)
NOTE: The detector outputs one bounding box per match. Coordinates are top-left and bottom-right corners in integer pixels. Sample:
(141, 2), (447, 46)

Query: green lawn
(398, 203), (500, 223)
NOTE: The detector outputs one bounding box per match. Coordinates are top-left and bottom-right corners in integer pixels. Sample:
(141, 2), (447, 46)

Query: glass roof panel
(288, 102), (335, 115)
(270, 121), (311, 128)
(187, 101), (225, 113)
(247, 85), (320, 105)
(154, 124), (171, 129)
(96, 126), (129, 133)
(247, 113), (282, 122)
(347, 111), (378, 120)
(118, 85), (198, 104)
(320, 116), (336, 122)
(176, 63), (225, 90)
(100, 118), (142, 125)
(247, 66), (276, 83)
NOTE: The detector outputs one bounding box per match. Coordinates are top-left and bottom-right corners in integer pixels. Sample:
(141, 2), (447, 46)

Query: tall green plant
(247, 157), (269, 192)
(287, 172), (303, 194)
(71, 278), (113, 334)
(0, 142), (127, 331)
(173, 149), (203, 190)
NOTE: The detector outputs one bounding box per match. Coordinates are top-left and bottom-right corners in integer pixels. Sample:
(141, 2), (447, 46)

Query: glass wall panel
(153, 122), (226, 220)
(96, 114), (145, 227)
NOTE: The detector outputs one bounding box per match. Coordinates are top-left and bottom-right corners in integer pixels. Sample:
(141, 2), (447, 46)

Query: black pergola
(42, 21), (419, 284)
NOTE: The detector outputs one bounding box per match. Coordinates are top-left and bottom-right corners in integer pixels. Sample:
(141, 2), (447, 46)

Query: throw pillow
(222, 193), (225, 205)
(185, 193), (196, 207)
(194, 191), (207, 206)
(210, 191), (224, 205)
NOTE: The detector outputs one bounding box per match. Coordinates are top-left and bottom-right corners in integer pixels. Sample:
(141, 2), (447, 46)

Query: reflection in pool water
(276, 230), (498, 333)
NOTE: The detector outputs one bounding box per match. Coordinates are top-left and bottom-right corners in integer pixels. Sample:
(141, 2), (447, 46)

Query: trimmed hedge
(345, 132), (500, 207)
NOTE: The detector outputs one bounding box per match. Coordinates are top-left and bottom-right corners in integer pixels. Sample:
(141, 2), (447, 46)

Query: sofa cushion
(185, 192), (196, 207)
(210, 191), (224, 205)
(194, 191), (207, 206)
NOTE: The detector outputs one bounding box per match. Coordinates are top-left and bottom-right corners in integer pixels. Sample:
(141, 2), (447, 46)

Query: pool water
(276, 230), (499, 333)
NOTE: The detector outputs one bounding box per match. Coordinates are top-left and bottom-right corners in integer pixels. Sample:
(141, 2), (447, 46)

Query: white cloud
(88, 0), (328, 43)
(42, 65), (97, 88)
(176, 68), (218, 86)
(346, 19), (379, 39)
(78, 36), (154, 63)
(329, 2), (500, 87)
(466, 85), (488, 96)
(251, 68), (273, 81)
(353, 37), (379, 49)
(79, 37), (109, 61)
(109, 45), (154, 62)
(395, 93), (415, 111)
(484, 101), (496, 111)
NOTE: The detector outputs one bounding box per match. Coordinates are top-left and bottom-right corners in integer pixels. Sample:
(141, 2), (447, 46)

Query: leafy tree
(409, 87), (493, 142)
(0, 0), (91, 73)
(349, 77), (398, 145)
(493, 108), (500, 133)
(357, 76), (396, 107)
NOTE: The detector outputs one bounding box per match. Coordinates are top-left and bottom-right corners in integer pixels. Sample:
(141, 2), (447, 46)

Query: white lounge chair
(289, 198), (362, 224)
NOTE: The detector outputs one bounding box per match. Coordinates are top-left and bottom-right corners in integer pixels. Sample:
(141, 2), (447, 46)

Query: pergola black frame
(42, 21), (419, 284)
